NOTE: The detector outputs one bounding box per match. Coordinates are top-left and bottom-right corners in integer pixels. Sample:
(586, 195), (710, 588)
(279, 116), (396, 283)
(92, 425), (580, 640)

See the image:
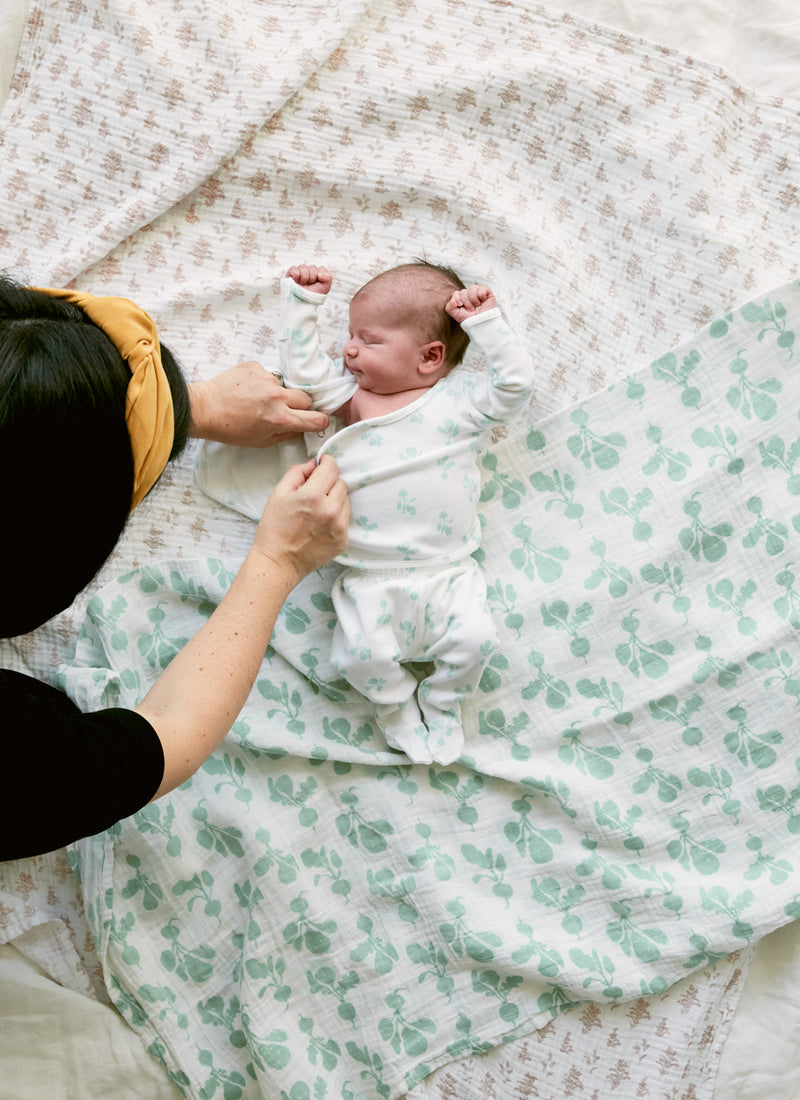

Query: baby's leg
(330, 572), (430, 757)
(417, 564), (497, 763)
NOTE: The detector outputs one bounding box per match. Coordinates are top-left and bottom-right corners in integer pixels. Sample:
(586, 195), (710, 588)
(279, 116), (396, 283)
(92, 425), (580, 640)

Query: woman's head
(0, 277), (190, 637)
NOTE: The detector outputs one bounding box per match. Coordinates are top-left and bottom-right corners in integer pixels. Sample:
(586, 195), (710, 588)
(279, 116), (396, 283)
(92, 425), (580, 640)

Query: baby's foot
(419, 709), (464, 765)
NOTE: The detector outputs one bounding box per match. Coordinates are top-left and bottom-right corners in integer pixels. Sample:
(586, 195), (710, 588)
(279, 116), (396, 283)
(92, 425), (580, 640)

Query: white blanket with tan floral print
(1, 1), (800, 1098)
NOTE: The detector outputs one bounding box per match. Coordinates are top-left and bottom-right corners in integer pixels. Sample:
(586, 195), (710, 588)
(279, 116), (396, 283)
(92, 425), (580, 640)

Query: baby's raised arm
(445, 283), (496, 324)
(286, 264), (333, 296)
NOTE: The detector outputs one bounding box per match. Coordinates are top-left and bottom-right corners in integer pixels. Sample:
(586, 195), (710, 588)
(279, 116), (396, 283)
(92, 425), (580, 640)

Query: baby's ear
(419, 341), (446, 374)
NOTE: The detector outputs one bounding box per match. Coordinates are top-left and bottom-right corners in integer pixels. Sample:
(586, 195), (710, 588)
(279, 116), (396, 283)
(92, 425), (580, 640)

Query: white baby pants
(330, 559), (496, 764)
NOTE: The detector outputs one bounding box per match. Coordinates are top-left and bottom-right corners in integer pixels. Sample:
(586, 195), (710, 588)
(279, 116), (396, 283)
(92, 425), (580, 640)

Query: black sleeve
(1, 669), (165, 861)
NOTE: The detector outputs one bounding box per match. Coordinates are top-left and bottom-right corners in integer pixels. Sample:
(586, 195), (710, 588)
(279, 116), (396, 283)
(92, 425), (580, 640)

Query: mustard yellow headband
(36, 287), (175, 509)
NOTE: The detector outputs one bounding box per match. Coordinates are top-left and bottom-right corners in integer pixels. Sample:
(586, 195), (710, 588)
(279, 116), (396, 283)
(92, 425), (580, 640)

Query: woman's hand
(254, 455), (350, 585)
(189, 361), (329, 446)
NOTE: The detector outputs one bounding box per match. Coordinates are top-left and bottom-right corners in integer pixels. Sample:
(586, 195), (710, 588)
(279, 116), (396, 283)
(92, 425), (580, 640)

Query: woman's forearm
(135, 548), (299, 798)
(134, 455), (349, 799)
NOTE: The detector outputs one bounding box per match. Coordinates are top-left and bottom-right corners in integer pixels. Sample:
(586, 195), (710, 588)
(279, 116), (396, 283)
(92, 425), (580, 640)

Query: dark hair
(0, 276), (191, 637)
(353, 259), (471, 368)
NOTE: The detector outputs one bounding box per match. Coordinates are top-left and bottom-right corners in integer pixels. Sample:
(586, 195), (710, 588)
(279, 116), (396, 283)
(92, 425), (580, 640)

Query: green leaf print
(742, 495), (788, 556)
(687, 765), (741, 824)
(428, 770), (484, 827)
(527, 878), (586, 935)
(460, 844), (513, 906)
(407, 823), (457, 881)
(600, 485), (654, 542)
(470, 969), (524, 1024)
(377, 990), (436, 1056)
(173, 872), (222, 925)
(509, 519), (569, 581)
(439, 898), (503, 963)
(160, 919), (216, 983)
(740, 296), (795, 356)
(722, 703), (782, 769)
(699, 885), (755, 941)
(306, 965), (360, 1025)
(649, 347), (702, 408)
(192, 805), (245, 858)
(742, 836), (793, 885)
(350, 914), (398, 974)
(137, 604), (189, 670)
(405, 941), (456, 1001)
(540, 599), (593, 659)
(480, 452), (526, 508)
(503, 795), (562, 863)
(641, 424), (691, 481)
(558, 724), (621, 780)
(299, 1016), (342, 1072)
(747, 646), (800, 702)
(725, 352), (781, 421)
(567, 946), (623, 999)
(648, 692), (705, 747)
(706, 576), (759, 635)
(335, 788), (393, 852)
(283, 895), (337, 956)
(615, 612), (674, 679)
(678, 494), (733, 562)
(528, 468), (584, 524)
(631, 747), (682, 802)
(267, 775), (319, 828)
(605, 900), (667, 963)
(522, 649), (571, 709)
(666, 813), (726, 875)
(640, 561), (691, 621)
(566, 405), (626, 469)
(758, 433), (800, 495)
(257, 679), (306, 735)
(121, 854), (163, 911)
(691, 424), (744, 480)
(576, 675), (633, 727)
(584, 538), (634, 598)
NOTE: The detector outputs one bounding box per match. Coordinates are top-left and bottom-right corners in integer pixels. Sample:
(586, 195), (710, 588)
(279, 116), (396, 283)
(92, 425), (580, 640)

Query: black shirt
(1, 669), (164, 861)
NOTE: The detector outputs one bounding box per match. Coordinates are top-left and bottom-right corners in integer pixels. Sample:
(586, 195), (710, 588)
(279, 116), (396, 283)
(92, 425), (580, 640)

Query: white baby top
(279, 277), (535, 571)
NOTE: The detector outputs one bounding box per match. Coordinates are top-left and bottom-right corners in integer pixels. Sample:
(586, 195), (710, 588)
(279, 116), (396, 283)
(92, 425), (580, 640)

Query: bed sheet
(1, 0), (800, 1097)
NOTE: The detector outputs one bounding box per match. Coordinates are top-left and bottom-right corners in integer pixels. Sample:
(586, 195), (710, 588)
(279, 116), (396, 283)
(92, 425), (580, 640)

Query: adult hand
(189, 361), (329, 446)
(254, 455), (350, 585)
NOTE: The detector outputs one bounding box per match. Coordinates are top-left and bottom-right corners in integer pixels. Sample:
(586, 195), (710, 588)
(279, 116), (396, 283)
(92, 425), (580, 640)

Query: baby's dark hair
(353, 259), (471, 368)
(0, 276), (191, 636)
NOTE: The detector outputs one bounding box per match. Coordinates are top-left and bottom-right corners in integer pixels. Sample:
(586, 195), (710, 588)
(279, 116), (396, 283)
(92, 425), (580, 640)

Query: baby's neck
(344, 385), (432, 425)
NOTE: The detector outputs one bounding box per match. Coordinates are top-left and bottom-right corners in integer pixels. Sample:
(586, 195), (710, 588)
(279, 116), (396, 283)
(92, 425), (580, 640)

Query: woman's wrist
(187, 380), (213, 439)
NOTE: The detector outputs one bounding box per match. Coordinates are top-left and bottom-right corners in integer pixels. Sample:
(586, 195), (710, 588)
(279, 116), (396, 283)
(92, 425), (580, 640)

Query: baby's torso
(318, 379), (484, 570)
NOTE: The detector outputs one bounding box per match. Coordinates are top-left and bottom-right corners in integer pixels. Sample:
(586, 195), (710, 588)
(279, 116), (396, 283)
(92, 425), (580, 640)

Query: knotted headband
(36, 287), (175, 509)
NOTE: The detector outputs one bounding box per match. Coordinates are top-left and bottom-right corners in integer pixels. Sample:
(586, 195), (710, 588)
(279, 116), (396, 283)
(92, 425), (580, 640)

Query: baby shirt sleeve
(278, 278), (358, 414)
(459, 306), (535, 426)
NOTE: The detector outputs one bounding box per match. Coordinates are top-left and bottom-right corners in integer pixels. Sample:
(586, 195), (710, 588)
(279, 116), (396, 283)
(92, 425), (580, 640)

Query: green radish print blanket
(65, 281), (800, 1099)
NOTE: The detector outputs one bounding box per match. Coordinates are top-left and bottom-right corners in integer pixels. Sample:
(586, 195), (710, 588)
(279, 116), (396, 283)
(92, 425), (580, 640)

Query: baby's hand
(445, 284), (496, 324)
(286, 264), (333, 296)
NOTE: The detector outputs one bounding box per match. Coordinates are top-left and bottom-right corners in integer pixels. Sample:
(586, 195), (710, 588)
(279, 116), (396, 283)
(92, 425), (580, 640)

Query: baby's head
(354, 260), (470, 368)
(343, 261), (470, 395)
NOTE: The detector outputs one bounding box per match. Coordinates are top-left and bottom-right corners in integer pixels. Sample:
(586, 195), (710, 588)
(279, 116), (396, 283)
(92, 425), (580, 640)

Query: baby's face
(343, 289), (430, 395)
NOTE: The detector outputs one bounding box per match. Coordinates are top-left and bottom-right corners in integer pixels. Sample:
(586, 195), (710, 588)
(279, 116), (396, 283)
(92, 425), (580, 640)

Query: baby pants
(330, 559), (496, 764)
